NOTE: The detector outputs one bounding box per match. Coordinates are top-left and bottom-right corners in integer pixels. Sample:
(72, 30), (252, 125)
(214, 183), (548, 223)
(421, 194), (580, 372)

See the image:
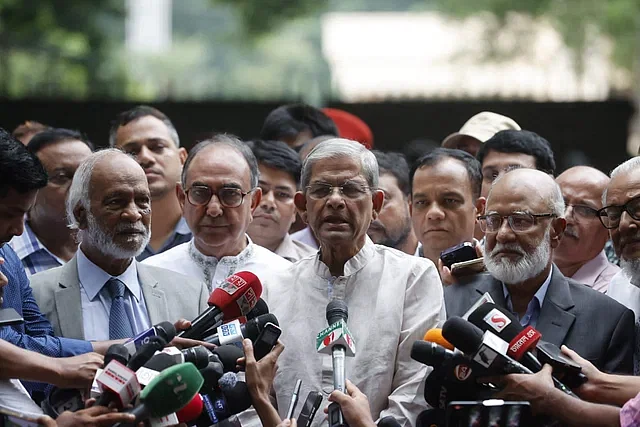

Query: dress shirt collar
(188, 234), (255, 288)
(502, 267), (553, 327)
(77, 248), (141, 302)
(275, 234), (300, 263)
(313, 236), (376, 281)
(571, 250), (610, 286)
(174, 216), (191, 236)
(11, 221), (64, 264)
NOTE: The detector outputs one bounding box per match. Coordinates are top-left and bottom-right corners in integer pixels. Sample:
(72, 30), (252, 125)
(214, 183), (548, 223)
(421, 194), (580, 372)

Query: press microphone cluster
(203, 313), (279, 347)
(179, 271), (263, 340)
(317, 300), (356, 427)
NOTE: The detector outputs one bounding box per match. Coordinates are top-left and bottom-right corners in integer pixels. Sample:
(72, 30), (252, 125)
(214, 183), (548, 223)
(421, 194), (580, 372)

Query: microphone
(378, 417), (401, 427)
(127, 335), (167, 372)
(179, 271), (263, 340)
(95, 359), (141, 408)
(124, 321), (176, 355)
(423, 328), (454, 350)
(204, 313), (279, 346)
(246, 298), (269, 320)
(104, 343), (131, 366)
(136, 353), (177, 387)
(468, 303), (587, 389)
(212, 344), (245, 373)
(161, 345), (211, 369)
(177, 393), (205, 424)
(416, 409), (445, 427)
(114, 363), (205, 426)
(442, 317), (533, 376)
(317, 300), (356, 427)
(411, 341), (467, 367)
(200, 357), (225, 394)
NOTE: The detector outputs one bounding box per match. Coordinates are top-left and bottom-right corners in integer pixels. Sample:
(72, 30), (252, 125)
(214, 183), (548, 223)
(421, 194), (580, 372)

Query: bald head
(556, 166), (609, 205)
(487, 168), (564, 217)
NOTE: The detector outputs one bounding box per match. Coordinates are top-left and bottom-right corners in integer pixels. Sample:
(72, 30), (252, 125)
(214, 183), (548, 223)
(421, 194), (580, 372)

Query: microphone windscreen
(218, 372), (238, 391)
(468, 302), (523, 342)
(246, 298), (269, 320)
(326, 300), (348, 325)
(141, 363), (204, 417)
(209, 271), (262, 319)
(176, 393), (204, 423)
(155, 321), (177, 342)
(128, 336), (167, 371)
(104, 344), (130, 367)
(143, 353), (177, 372)
(222, 381), (253, 415)
(182, 346), (211, 369)
(423, 328), (454, 350)
(378, 416), (401, 427)
(442, 317), (484, 355)
(244, 313), (278, 341)
(213, 344), (244, 372)
(416, 409), (445, 427)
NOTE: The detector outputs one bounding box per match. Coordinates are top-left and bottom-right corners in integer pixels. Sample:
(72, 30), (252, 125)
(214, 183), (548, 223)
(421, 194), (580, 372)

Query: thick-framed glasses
(478, 212), (557, 233)
(305, 182), (370, 200)
(565, 203), (599, 220)
(186, 185), (253, 208)
(597, 196), (640, 229)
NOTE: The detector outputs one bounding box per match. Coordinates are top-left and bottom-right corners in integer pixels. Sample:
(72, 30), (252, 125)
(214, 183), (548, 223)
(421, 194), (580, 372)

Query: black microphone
(199, 356), (225, 394)
(127, 336), (167, 372)
(415, 409), (445, 427)
(246, 298), (269, 320)
(212, 344), (245, 373)
(124, 321), (177, 355)
(204, 313), (279, 345)
(410, 341), (467, 367)
(377, 416), (401, 427)
(104, 343), (131, 367)
(136, 353), (177, 387)
(468, 303), (586, 389)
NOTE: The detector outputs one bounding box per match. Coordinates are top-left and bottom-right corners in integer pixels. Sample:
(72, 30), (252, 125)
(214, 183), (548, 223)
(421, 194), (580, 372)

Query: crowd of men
(0, 105), (639, 427)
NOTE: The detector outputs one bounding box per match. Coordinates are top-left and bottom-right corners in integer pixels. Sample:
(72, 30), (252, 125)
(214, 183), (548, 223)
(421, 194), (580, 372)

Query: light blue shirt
(502, 268), (553, 328)
(76, 249), (151, 341)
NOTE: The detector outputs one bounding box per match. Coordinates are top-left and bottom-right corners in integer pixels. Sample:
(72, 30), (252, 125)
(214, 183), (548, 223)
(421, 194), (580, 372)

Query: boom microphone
(179, 271), (263, 340)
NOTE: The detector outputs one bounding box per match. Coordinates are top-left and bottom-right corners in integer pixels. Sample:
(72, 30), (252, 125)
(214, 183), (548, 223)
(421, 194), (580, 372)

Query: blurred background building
(0, 0), (638, 167)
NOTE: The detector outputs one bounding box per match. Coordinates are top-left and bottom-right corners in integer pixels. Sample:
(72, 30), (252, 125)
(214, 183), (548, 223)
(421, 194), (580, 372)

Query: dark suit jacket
(444, 265), (635, 374)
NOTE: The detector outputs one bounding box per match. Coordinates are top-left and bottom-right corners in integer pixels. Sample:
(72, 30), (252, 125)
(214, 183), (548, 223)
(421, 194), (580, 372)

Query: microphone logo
(219, 274), (248, 295)
(483, 308), (511, 332)
(453, 364), (473, 381)
(323, 331), (336, 346)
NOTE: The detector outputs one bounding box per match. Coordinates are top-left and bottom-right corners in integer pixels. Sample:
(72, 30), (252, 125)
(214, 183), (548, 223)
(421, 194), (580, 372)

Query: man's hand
(48, 405), (136, 426)
(493, 364), (557, 413)
(277, 419), (297, 427)
(326, 380), (376, 427)
(243, 338), (284, 401)
(560, 345), (605, 401)
(55, 352), (104, 389)
(437, 240), (483, 285)
(170, 318), (217, 350)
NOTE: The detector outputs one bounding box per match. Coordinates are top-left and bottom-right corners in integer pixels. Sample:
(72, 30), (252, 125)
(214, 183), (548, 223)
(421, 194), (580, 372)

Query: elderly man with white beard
(444, 168), (634, 373)
(31, 149), (208, 341)
(600, 157), (640, 374)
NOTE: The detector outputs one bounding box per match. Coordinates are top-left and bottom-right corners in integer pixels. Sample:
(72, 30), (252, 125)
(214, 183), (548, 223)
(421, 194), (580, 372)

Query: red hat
(322, 108), (374, 149)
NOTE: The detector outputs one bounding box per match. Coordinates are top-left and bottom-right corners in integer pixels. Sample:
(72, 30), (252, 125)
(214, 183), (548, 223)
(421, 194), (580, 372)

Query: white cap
(442, 112), (521, 148)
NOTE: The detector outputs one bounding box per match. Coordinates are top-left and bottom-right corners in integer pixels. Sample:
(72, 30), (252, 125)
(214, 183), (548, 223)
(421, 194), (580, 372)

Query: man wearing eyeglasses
(259, 139), (445, 427)
(553, 166), (620, 293)
(143, 135), (291, 291)
(445, 168), (634, 373)
(600, 157), (640, 374)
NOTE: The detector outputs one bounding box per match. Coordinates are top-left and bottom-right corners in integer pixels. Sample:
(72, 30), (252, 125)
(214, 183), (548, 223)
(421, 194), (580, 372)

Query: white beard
(82, 212), (150, 260)
(621, 258), (640, 288)
(484, 228), (551, 285)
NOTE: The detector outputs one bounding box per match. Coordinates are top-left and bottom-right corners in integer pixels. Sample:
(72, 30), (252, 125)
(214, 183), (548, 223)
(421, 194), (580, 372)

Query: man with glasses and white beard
(445, 168), (634, 373)
(600, 157), (640, 374)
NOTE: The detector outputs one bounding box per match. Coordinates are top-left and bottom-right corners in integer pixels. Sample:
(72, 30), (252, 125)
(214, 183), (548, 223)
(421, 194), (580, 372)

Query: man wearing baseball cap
(441, 111), (521, 156)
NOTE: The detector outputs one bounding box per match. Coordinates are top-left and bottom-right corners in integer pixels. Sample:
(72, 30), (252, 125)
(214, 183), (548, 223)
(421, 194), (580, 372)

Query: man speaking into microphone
(261, 139), (445, 427)
(444, 168), (634, 373)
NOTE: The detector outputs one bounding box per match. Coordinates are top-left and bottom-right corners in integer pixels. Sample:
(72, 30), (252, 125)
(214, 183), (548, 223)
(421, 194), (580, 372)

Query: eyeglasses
(565, 203), (599, 220)
(305, 182), (370, 200)
(597, 196), (640, 229)
(185, 185), (253, 208)
(478, 212), (557, 233)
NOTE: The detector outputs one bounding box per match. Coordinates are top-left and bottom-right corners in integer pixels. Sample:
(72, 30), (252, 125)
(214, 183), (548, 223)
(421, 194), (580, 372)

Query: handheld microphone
(127, 335), (167, 372)
(114, 363), (205, 426)
(204, 313), (279, 346)
(246, 298), (269, 320)
(468, 303), (586, 390)
(136, 353), (177, 387)
(95, 359), (141, 408)
(179, 271), (263, 340)
(378, 417), (401, 427)
(411, 341), (467, 367)
(416, 409), (445, 427)
(212, 344), (245, 373)
(124, 321), (176, 355)
(423, 328), (454, 350)
(176, 393), (205, 424)
(161, 345), (211, 369)
(442, 317), (533, 376)
(104, 343), (131, 366)
(200, 357), (225, 393)
(317, 300), (356, 427)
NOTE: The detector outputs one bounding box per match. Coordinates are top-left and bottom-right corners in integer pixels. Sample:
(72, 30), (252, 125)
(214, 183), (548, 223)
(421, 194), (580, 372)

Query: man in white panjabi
(143, 135), (291, 291)
(262, 139), (445, 427)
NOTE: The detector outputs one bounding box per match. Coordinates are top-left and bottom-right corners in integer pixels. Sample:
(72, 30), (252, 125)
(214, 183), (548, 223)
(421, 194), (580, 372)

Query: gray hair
(301, 138), (379, 190)
(603, 157), (640, 204)
(66, 148), (126, 230)
(181, 134), (259, 189)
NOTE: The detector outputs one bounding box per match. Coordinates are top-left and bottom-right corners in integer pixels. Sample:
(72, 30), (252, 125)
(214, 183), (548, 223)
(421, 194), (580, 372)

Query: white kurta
(142, 236), (292, 292)
(608, 270), (640, 374)
(263, 237), (445, 427)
